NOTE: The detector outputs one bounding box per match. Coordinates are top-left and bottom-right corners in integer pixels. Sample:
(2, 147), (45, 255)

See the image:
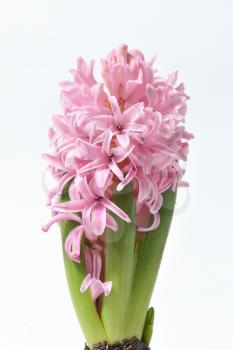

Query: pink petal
(57, 173), (75, 195)
(91, 203), (107, 236)
(137, 213), (160, 232)
(90, 280), (112, 301)
(79, 158), (105, 174)
(125, 122), (146, 133)
(137, 175), (152, 203)
(123, 80), (142, 100)
(65, 226), (84, 263)
(92, 115), (114, 130)
(106, 213), (118, 231)
(92, 249), (102, 279)
(82, 203), (95, 236)
(110, 96), (122, 125)
(141, 149), (153, 175)
(145, 84), (156, 107)
(108, 159), (124, 181)
(102, 129), (113, 154)
(80, 275), (112, 301)
(102, 198), (131, 223)
(95, 168), (111, 189)
(123, 102), (144, 123)
(75, 139), (100, 160)
(80, 176), (96, 199)
(42, 213), (82, 232)
(150, 193), (163, 214)
(80, 274), (93, 292)
(52, 114), (71, 136)
(113, 146), (134, 163)
(116, 133), (130, 148)
(117, 166), (136, 191)
(42, 154), (63, 169)
(53, 199), (90, 213)
(46, 187), (57, 206)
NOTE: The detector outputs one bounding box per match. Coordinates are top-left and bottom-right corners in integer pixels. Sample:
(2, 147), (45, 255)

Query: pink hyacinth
(43, 44), (193, 301)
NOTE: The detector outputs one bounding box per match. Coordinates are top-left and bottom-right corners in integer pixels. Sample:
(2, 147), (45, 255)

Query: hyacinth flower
(42, 44), (193, 350)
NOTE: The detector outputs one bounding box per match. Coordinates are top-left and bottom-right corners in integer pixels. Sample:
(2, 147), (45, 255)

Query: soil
(84, 337), (150, 350)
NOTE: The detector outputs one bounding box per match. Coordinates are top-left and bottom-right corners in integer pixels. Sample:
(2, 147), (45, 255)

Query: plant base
(85, 337), (150, 350)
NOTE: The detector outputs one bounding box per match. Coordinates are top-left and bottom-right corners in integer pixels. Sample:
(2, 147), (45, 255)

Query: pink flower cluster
(42, 44), (193, 300)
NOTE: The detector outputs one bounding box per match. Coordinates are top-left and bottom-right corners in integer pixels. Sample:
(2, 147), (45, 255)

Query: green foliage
(59, 187), (177, 346)
(142, 307), (155, 345)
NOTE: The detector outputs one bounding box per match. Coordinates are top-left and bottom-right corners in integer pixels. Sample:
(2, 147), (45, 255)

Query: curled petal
(42, 213), (82, 232)
(65, 226), (84, 263)
(117, 166), (136, 192)
(137, 213), (160, 232)
(80, 274), (112, 301)
(90, 280), (112, 301)
(150, 193), (163, 214)
(57, 173), (75, 195)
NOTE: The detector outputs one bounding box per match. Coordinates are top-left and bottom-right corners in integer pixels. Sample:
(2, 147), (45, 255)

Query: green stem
(60, 194), (108, 347)
(101, 186), (136, 343)
(124, 189), (177, 339)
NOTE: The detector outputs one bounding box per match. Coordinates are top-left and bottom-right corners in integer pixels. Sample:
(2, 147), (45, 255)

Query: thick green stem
(124, 189), (177, 339)
(60, 194), (108, 347)
(101, 186), (136, 342)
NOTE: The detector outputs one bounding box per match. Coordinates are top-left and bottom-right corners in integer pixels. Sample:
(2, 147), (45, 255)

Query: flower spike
(42, 44), (193, 347)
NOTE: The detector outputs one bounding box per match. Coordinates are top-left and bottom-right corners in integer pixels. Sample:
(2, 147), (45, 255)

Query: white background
(0, 1), (233, 349)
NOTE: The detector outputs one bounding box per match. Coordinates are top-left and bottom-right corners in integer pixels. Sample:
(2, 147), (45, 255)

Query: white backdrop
(0, 1), (233, 349)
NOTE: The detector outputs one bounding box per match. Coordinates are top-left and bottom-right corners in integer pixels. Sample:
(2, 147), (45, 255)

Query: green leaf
(142, 307), (155, 344)
(124, 189), (177, 339)
(60, 192), (108, 347)
(101, 185), (136, 343)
